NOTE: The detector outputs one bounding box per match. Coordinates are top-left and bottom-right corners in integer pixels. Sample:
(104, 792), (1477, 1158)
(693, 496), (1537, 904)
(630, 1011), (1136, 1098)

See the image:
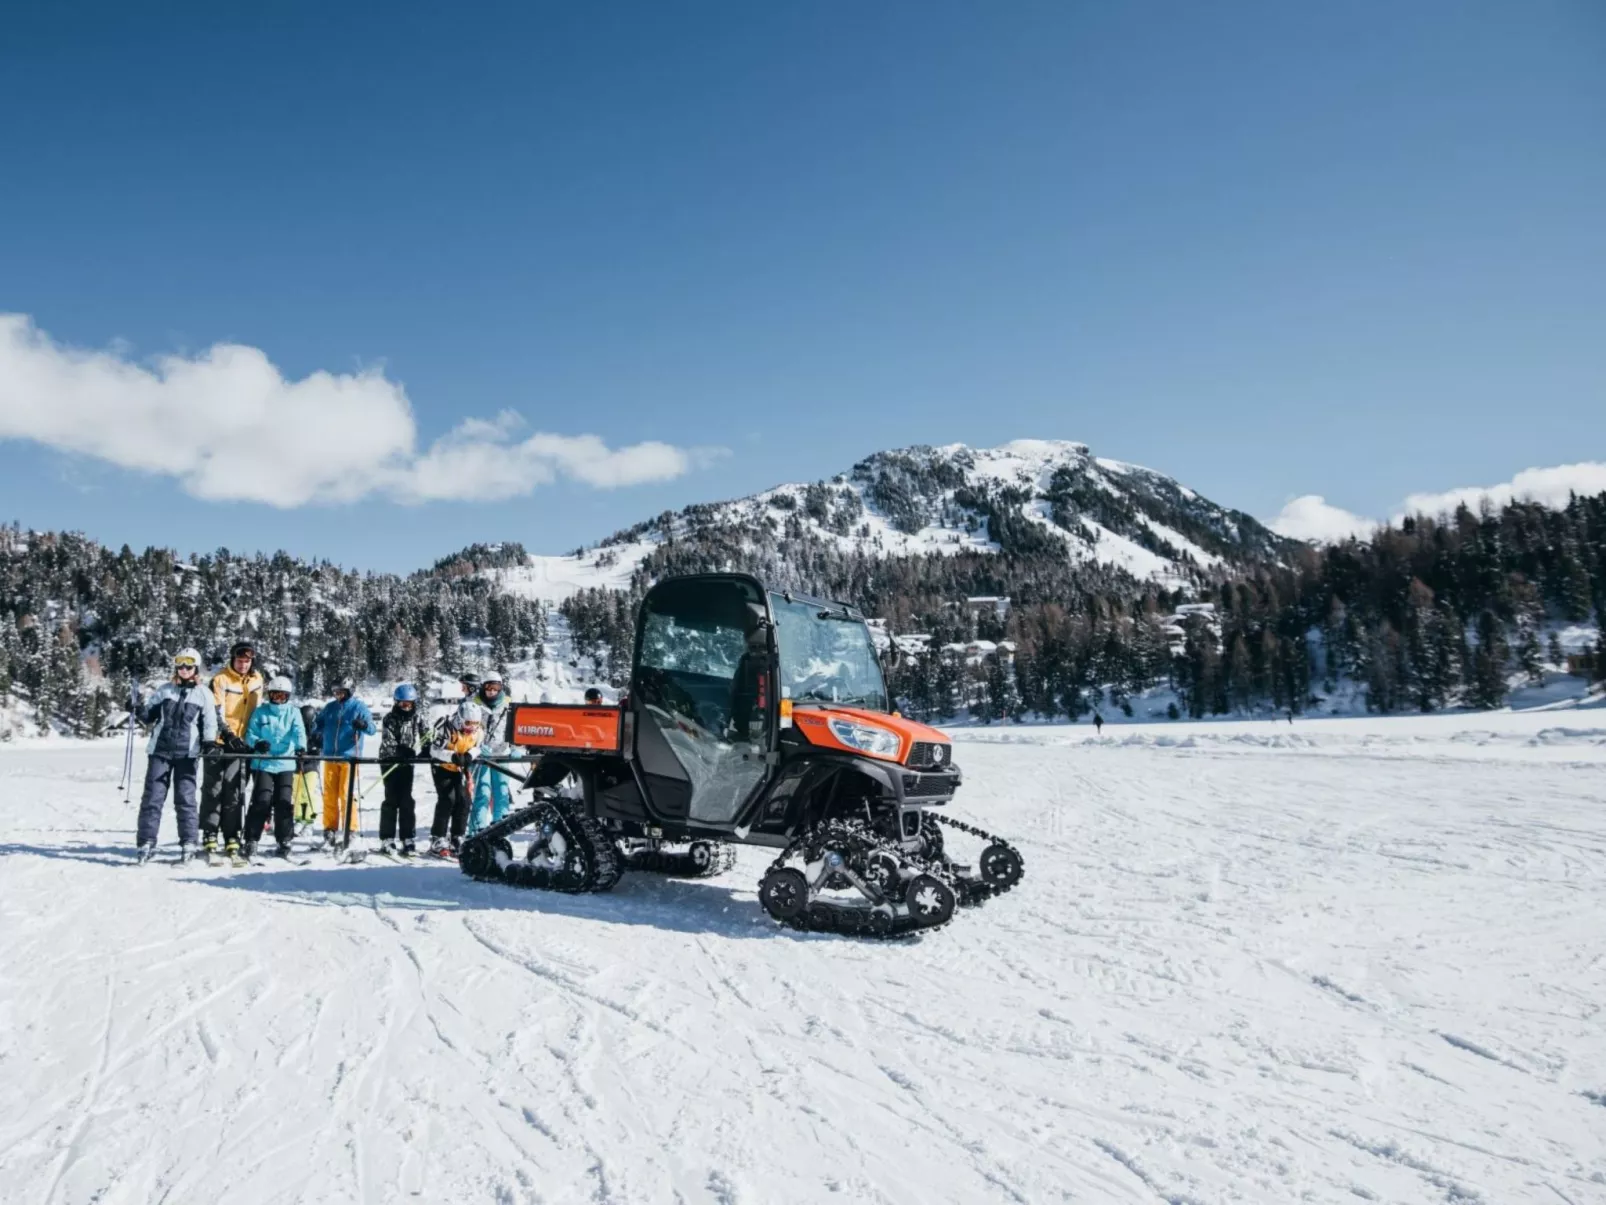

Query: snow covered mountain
(497, 440), (1291, 604)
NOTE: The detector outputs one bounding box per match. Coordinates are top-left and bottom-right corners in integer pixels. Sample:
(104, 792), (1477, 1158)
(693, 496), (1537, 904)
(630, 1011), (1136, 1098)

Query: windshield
(770, 593), (889, 712)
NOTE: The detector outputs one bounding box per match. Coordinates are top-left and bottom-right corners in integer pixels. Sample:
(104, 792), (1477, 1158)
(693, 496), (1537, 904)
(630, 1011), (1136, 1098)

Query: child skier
(317, 679), (373, 848)
(428, 703), (484, 857)
(468, 671), (514, 833)
(134, 648), (220, 862)
(378, 683), (426, 857)
(242, 676), (307, 861)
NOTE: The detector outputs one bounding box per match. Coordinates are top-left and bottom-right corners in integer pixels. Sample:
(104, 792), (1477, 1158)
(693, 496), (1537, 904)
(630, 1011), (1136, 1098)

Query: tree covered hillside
(0, 527), (547, 737)
(560, 492), (1606, 721)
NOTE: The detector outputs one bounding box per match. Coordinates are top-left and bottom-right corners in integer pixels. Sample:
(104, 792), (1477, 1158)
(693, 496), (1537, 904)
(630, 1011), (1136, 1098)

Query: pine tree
(1467, 610), (1509, 709)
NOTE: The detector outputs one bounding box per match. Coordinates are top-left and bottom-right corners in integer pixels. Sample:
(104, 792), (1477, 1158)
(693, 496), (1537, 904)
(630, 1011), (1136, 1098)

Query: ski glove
(452, 751), (476, 767)
(353, 719), (371, 733)
(253, 740), (270, 753)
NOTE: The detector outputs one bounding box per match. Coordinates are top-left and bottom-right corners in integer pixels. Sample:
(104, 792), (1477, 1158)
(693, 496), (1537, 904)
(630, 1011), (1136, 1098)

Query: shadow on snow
(0, 839), (925, 943)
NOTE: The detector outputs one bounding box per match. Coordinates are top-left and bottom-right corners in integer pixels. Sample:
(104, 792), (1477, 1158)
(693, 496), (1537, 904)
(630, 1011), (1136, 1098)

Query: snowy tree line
(563, 491), (1606, 720)
(0, 528), (546, 737)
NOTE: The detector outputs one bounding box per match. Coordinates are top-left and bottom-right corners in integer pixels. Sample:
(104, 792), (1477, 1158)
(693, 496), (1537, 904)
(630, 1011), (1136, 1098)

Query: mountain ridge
(498, 439), (1294, 606)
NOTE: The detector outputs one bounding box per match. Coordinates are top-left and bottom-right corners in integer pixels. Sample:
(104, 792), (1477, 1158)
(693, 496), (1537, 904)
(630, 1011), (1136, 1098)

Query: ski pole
(119, 677), (138, 804)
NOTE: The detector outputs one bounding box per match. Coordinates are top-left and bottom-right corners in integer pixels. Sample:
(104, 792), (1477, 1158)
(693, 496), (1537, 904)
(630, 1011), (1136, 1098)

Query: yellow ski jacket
(210, 665), (264, 738)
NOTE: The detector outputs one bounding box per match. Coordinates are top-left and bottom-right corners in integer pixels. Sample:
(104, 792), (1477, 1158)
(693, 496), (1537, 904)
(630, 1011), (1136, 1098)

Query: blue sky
(1, 1), (1602, 570)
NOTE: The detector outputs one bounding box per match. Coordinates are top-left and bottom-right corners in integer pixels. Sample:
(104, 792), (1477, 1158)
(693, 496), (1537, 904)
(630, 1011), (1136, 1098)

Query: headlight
(827, 717), (902, 760)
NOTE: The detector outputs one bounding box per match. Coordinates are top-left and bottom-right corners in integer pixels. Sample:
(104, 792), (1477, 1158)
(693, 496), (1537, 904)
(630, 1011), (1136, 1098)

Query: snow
(2, 710), (1603, 1203)
(493, 538), (660, 605)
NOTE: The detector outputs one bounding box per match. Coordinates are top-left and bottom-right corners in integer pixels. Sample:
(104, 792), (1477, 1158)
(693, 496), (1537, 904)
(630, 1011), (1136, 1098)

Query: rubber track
(923, 813), (1026, 908)
(764, 820), (956, 939)
(623, 842), (737, 878)
(458, 798), (623, 894)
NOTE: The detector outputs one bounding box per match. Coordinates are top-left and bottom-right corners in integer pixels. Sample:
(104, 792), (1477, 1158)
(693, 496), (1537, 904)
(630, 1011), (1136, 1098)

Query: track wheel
(978, 844), (1024, 891)
(758, 868), (810, 921)
(686, 841), (720, 876)
(904, 874), (956, 927)
(865, 851), (904, 900)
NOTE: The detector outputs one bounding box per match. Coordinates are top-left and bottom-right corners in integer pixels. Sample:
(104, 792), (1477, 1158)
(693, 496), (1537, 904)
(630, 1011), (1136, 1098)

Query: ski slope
(1, 711), (1603, 1204)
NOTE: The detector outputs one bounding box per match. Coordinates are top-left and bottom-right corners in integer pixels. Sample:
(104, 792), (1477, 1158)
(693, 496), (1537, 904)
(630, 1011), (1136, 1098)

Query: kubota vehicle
(458, 573), (1024, 935)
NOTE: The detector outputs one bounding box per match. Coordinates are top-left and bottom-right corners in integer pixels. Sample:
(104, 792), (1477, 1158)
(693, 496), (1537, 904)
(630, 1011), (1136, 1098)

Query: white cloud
(0, 314), (715, 507)
(1395, 462), (1606, 522)
(1269, 495), (1378, 543)
(1270, 462), (1606, 544)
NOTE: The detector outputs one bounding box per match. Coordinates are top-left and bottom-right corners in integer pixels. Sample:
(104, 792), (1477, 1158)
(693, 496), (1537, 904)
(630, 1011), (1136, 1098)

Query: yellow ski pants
(322, 761), (360, 833)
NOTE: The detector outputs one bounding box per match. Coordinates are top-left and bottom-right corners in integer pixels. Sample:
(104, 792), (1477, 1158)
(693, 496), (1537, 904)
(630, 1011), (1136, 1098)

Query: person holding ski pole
(467, 671), (514, 834)
(378, 683), (426, 857)
(317, 678), (373, 849)
(201, 640), (264, 860)
(241, 676), (307, 861)
(428, 703), (484, 858)
(293, 700), (322, 830)
(133, 649), (219, 862)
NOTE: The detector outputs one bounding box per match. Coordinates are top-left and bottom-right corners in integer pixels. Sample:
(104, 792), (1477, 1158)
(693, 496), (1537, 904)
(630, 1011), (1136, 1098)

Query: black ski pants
(429, 764), (470, 840)
(137, 755), (200, 846)
(202, 753), (248, 842)
(245, 770), (296, 847)
(379, 760), (416, 841)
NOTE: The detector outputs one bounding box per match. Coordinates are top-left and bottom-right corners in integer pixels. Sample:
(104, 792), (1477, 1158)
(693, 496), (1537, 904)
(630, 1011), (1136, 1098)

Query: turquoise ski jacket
(245, 701), (308, 775)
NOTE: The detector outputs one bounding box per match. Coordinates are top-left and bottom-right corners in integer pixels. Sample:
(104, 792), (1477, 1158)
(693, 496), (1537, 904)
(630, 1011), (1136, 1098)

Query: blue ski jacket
(245, 701), (308, 775)
(141, 680), (219, 760)
(317, 695), (373, 758)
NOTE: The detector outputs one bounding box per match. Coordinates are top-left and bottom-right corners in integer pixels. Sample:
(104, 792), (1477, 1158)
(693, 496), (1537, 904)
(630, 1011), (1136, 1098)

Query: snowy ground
(2, 711), (1603, 1204)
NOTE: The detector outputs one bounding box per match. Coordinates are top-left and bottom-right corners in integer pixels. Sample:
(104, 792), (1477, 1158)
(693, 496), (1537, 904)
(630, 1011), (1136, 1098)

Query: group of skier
(133, 640), (530, 865)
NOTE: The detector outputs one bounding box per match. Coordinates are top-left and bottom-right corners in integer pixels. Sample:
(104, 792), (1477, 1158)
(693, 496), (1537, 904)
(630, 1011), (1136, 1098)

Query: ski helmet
(229, 640), (255, 662)
(584, 687), (603, 704)
(458, 672), (481, 691)
(333, 677), (355, 695)
(393, 683), (420, 703)
(480, 671), (503, 686)
(458, 703), (486, 727)
(266, 675), (293, 698)
(173, 648), (203, 672)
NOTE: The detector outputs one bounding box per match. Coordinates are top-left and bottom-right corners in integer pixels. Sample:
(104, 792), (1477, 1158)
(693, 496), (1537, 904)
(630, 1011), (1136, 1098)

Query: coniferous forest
(0, 528), (546, 737)
(560, 491), (1606, 722)
(3, 490), (1603, 738)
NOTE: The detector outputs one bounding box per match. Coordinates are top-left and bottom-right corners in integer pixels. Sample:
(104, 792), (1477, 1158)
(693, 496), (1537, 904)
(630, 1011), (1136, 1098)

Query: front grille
(906, 741), (950, 770)
(902, 772), (956, 799)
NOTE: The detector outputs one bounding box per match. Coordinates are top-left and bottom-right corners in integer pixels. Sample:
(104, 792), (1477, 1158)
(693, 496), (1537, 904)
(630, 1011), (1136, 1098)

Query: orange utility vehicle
(458, 573), (1024, 935)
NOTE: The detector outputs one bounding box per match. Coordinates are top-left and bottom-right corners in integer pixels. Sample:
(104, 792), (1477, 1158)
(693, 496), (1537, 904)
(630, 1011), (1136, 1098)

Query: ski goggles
(173, 655), (200, 670)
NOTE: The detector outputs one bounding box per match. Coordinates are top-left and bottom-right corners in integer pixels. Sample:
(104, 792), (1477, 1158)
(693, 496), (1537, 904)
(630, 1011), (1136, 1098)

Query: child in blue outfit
(243, 676), (309, 858)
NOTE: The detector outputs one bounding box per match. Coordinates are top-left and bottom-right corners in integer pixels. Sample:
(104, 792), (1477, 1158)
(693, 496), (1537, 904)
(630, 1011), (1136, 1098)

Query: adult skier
(242, 676), (307, 860)
(134, 649), (219, 862)
(467, 671), (514, 833)
(201, 640), (264, 859)
(378, 684), (426, 857)
(428, 702), (484, 857)
(317, 679), (373, 848)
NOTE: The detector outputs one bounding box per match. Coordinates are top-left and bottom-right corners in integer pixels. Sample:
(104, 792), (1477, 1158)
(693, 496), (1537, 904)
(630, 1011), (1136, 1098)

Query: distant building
(963, 596), (1011, 620)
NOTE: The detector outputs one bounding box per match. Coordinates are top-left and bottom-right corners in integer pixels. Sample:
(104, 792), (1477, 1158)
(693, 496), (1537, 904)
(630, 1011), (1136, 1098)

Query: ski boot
(242, 841), (259, 863)
(179, 841), (199, 862)
(274, 841), (295, 860)
(377, 839), (399, 859)
(400, 840), (417, 860)
(136, 842), (157, 864)
(428, 836), (454, 860)
(320, 829), (338, 853)
(225, 840), (246, 868)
